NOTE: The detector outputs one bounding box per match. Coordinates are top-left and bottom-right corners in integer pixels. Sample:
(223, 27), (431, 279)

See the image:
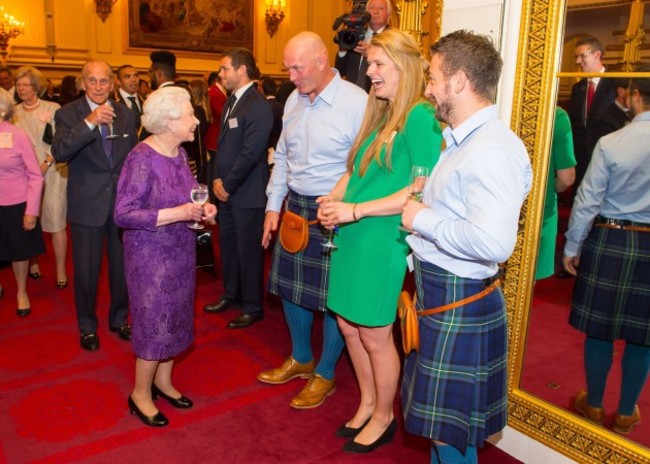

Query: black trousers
(70, 215), (129, 334)
(217, 204), (265, 315)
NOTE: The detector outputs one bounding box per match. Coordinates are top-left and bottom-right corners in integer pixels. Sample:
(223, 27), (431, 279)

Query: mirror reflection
(520, 0), (650, 449)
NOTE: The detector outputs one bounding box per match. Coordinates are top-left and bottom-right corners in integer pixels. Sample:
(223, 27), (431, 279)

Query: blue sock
(431, 444), (477, 464)
(314, 310), (345, 380)
(584, 336), (613, 407)
(619, 342), (650, 415)
(282, 299), (313, 364)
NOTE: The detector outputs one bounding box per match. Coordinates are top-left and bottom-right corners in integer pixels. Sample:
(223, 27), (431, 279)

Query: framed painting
(128, 0), (254, 54)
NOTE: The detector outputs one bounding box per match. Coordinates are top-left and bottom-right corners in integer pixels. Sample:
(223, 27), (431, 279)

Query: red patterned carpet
(0, 230), (521, 463)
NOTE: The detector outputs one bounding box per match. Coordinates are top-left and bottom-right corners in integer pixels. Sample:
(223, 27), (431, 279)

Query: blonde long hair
(347, 29), (429, 176)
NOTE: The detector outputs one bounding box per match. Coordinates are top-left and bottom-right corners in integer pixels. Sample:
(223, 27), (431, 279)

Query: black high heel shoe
(29, 271), (42, 280)
(151, 384), (193, 409)
(128, 396), (168, 427)
(335, 417), (371, 438)
(56, 279), (68, 290)
(343, 418), (397, 453)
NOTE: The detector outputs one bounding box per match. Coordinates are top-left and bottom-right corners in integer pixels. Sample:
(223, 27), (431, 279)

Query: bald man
(258, 32), (367, 409)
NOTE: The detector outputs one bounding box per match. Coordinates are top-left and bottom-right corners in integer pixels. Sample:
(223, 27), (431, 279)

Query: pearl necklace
(22, 99), (40, 111)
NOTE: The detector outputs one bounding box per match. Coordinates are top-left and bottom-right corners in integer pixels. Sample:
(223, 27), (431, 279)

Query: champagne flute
(103, 102), (119, 139)
(322, 227), (338, 250)
(399, 165), (429, 232)
(188, 183), (209, 229)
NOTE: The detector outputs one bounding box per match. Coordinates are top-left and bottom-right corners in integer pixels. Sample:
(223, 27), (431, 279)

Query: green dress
(535, 107), (576, 279)
(327, 102), (442, 326)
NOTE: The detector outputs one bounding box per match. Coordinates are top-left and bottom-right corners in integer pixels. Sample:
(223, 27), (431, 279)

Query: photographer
(334, 0), (391, 92)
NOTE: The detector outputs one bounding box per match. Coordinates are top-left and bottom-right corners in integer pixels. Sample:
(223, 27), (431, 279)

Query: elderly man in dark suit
(52, 59), (137, 351)
(204, 48), (272, 329)
(568, 37), (616, 193)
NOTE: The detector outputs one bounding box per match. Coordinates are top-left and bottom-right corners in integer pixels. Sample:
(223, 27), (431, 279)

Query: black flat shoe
(56, 279), (68, 289)
(128, 396), (169, 427)
(17, 308), (31, 317)
(29, 271), (41, 280)
(336, 417), (371, 438)
(151, 384), (193, 409)
(343, 418), (397, 454)
(110, 324), (132, 341)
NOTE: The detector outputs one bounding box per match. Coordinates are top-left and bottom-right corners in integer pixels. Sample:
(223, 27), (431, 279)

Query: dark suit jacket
(335, 49), (370, 92)
(213, 85), (273, 209)
(52, 97), (137, 227)
(568, 78), (616, 158)
(111, 91), (147, 140)
(266, 96), (284, 150)
(588, 102), (631, 149)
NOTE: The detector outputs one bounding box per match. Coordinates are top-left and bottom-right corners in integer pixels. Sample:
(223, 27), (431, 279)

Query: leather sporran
(397, 291), (419, 353)
(279, 210), (311, 253)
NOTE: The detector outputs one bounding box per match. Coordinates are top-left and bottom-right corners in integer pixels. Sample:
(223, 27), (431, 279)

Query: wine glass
(188, 183), (209, 229)
(103, 102), (119, 139)
(399, 165), (430, 232)
(322, 227), (338, 250)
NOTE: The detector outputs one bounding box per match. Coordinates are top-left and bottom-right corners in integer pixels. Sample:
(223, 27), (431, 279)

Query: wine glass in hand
(319, 199), (338, 250)
(399, 165), (429, 232)
(188, 183), (209, 229)
(103, 102), (119, 139)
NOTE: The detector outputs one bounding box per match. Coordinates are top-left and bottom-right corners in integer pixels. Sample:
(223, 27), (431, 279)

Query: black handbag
(42, 123), (54, 145)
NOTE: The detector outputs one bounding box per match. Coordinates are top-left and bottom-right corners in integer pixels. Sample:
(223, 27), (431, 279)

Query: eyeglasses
(574, 50), (595, 60)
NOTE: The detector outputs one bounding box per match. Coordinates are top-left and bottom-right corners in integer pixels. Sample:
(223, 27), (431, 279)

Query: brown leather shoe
(613, 405), (640, 435)
(290, 374), (335, 409)
(574, 390), (604, 423)
(258, 357), (315, 384)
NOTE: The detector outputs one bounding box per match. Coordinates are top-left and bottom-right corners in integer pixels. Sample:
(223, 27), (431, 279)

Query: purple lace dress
(114, 143), (196, 360)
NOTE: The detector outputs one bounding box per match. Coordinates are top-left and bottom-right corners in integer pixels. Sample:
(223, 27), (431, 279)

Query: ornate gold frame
(507, 1), (650, 462)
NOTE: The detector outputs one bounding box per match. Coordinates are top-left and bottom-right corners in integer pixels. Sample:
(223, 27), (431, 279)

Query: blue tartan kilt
(569, 226), (650, 346)
(267, 190), (331, 312)
(401, 259), (508, 454)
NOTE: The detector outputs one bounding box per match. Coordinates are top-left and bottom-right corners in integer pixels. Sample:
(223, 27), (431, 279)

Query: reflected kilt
(570, 226), (650, 346)
(401, 260), (508, 454)
(268, 190), (331, 312)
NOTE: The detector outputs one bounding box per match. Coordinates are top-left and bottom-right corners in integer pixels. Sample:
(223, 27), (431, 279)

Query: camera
(333, 1), (370, 51)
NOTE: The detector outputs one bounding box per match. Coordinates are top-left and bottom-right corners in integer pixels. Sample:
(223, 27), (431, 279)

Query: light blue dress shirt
(564, 111), (650, 257)
(406, 105), (532, 279)
(265, 69), (368, 212)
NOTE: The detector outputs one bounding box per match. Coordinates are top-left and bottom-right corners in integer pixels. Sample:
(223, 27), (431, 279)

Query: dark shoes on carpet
(336, 417), (371, 438)
(343, 418), (397, 453)
(110, 324), (132, 341)
(203, 298), (234, 313)
(80, 333), (99, 351)
(152, 384), (193, 409)
(28, 271), (41, 280)
(56, 279), (68, 290)
(128, 396), (169, 427)
(17, 308), (31, 317)
(227, 312), (263, 329)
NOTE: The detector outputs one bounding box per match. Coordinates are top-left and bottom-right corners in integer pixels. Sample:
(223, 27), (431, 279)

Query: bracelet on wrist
(352, 203), (358, 221)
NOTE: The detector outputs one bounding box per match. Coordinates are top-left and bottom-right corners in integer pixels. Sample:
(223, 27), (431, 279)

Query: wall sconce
(0, 6), (25, 66)
(95, 0), (118, 23)
(265, 0), (285, 38)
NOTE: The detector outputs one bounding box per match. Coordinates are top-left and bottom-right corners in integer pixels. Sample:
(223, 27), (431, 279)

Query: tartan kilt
(401, 260), (508, 454)
(267, 190), (331, 312)
(569, 226), (650, 346)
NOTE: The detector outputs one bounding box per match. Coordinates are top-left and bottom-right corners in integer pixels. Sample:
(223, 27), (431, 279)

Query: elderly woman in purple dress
(114, 86), (217, 427)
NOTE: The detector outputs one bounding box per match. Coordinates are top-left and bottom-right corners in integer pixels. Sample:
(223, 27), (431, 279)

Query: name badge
(228, 118), (238, 129)
(0, 132), (13, 149)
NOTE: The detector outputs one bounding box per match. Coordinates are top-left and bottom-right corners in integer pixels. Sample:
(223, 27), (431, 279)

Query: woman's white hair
(141, 86), (191, 134)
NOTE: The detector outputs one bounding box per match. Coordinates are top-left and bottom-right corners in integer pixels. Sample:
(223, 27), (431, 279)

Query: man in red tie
(567, 37), (616, 194)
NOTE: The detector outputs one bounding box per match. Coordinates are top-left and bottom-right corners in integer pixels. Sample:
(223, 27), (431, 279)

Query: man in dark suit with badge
(112, 64), (147, 140)
(52, 59), (137, 351)
(204, 48), (272, 329)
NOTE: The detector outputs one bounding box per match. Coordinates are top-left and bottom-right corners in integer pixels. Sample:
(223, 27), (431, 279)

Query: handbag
(279, 210), (318, 253)
(42, 123), (54, 145)
(397, 279), (502, 354)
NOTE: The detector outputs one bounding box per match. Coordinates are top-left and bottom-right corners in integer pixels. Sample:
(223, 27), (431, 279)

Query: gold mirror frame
(507, 1), (649, 462)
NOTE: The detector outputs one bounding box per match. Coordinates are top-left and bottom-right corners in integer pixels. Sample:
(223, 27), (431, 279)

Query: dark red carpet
(0, 229), (521, 463)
